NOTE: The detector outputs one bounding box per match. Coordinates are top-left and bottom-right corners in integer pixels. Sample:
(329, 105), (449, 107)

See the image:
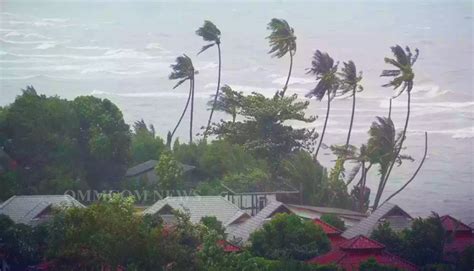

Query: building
(312, 218), (347, 248)
(226, 201), (293, 245)
(125, 159), (195, 183)
(308, 235), (418, 271)
(342, 202), (412, 239)
(142, 196), (249, 227)
(287, 204), (367, 227)
(440, 215), (474, 262)
(0, 195), (84, 226)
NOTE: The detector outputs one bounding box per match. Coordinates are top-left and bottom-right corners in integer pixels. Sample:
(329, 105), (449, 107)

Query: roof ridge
(313, 218), (342, 234)
(0, 195), (16, 209)
(441, 215), (472, 231)
(383, 250), (419, 269)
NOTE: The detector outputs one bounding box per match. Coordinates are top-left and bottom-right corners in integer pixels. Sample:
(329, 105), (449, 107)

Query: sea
(0, 0), (472, 223)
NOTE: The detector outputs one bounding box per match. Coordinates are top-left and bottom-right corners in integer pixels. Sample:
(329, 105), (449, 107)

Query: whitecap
(145, 43), (162, 50)
(271, 76), (313, 85)
(35, 42), (57, 49)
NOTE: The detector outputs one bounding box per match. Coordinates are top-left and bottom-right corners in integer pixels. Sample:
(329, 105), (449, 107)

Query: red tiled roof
(313, 218), (342, 235)
(441, 215), (472, 232)
(217, 239), (241, 252)
(308, 235), (418, 271)
(339, 235), (385, 250)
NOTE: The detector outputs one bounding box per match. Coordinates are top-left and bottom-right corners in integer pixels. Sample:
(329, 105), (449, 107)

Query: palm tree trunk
(189, 78), (195, 144)
(359, 161), (366, 211)
(381, 132), (428, 205)
(314, 91), (331, 159)
(345, 86), (356, 148)
(373, 91), (411, 209)
(388, 98), (392, 119)
(171, 82), (192, 140)
(204, 43), (222, 138)
(281, 50), (293, 97)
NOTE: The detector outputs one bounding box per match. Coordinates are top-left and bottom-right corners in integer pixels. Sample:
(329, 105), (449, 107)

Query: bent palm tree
(374, 45), (419, 209)
(306, 50), (339, 159)
(169, 54), (197, 144)
(196, 21), (222, 137)
(267, 18), (296, 97)
(368, 117), (413, 210)
(338, 61), (363, 149)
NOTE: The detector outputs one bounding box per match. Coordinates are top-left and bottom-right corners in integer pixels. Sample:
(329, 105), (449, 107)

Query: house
(0, 195), (84, 226)
(142, 196), (249, 227)
(308, 235), (418, 271)
(342, 202), (412, 239)
(227, 201), (293, 245)
(312, 218), (347, 248)
(440, 215), (474, 262)
(287, 204), (367, 227)
(125, 159), (195, 183)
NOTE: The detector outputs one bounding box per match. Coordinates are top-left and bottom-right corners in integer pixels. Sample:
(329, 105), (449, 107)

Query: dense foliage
(249, 213), (330, 261)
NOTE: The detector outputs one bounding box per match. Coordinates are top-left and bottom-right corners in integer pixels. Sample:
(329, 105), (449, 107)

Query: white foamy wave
(410, 127), (474, 139)
(271, 76), (313, 86)
(35, 42), (57, 49)
(0, 49), (161, 61)
(90, 90), (212, 99)
(4, 31), (49, 40)
(145, 43), (162, 50)
(0, 38), (52, 45)
(199, 62), (218, 70)
(67, 45), (110, 50)
(102, 49), (158, 59)
(411, 84), (451, 99)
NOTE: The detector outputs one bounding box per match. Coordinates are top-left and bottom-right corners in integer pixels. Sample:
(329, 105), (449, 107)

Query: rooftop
(125, 160), (195, 177)
(142, 196), (249, 226)
(0, 195), (84, 225)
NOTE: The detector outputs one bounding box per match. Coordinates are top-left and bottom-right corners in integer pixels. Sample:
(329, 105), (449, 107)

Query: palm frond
(196, 20), (221, 43)
(197, 43), (215, 55)
(266, 18), (296, 58)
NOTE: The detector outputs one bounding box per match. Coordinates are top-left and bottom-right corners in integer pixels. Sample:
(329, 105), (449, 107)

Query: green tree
(377, 45), (419, 209)
(359, 258), (401, 271)
(320, 214), (346, 231)
(250, 213), (330, 261)
(267, 18), (297, 97)
(196, 20), (223, 137)
(200, 216), (226, 237)
(131, 119), (165, 164)
(73, 96), (131, 189)
(280, 151), (327, 205)
(209, 85), (242, 123)
(338, 60), (363, 149)
(211, 92), (317, 177)
(169, 54), (198, 145)
(155, 152), (183, 190)
(370, 222), (405, 256)
(306, 50), (339, 159)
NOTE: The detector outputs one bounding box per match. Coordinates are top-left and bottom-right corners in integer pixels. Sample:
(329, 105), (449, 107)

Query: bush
(320, 214), (346, 230)
(249, 213), (330, 261)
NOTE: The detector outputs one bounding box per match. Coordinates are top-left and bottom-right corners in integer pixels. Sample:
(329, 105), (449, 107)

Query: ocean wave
(411, 127), (474, 139)
(0, 49), (161, 60)
(67, 45), (110, 50)
(35, 42), (58, 49)
(271, 76), (313, 86)
(410, 84), (451, 99)
(90, 90), (213, 99)
(4, 31), (49, 40)
(145, 43), (162, 50)
(0, 38), (52, 45)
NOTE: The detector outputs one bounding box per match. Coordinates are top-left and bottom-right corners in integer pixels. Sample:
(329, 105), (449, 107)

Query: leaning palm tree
(169, 54), (197, 144)
(376, 45), (419, 209)
(368, 117), (413, 210)
(338, 61), (363, 149)
(306, 50), (339, 159)
(196, 20), (222, 137)
(267, 18), (296, 97)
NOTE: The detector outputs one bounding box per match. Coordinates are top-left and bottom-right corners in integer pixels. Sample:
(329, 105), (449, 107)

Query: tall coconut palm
(267, 18), (296, 98)
(338, 61), (363, 149)
(196, 20), (222, 137)
(306, 50), (339, 159)
(169, 54), (197, 144)
(374, 45), (419, 209)
(368, 117), (413, 210)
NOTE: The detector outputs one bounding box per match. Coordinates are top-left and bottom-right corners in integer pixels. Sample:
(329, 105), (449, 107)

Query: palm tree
(196, 21), (222, 137)
(368, 117), (413, 210)
(169, 54), (197, 144)
(338, 61), (363, 149)
(267, 18), (296, 97)
(306, 50), (339, 159)
(375, 45), (419, 209)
